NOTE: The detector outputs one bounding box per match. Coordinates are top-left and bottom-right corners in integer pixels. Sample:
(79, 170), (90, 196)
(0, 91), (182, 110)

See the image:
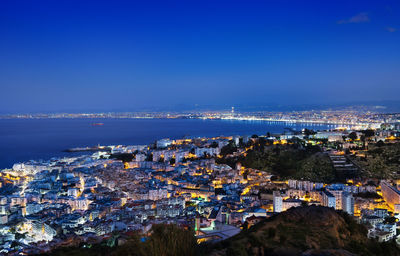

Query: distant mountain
(230, 100), (400, 113)
(4, 100), (399, 115)
(137, 100), (400, 113)
(207, 206), (400, 256)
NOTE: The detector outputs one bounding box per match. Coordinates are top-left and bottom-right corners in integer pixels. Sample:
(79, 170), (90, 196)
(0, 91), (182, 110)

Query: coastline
(0, 118), (337, 170)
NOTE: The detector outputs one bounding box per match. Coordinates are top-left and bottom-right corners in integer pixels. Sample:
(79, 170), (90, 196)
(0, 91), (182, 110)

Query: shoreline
(0, 118), (359, 170)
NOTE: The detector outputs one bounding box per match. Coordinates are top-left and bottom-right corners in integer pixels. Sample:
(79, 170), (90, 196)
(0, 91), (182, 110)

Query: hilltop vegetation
(352, 142), (400, 179)
(207, 206), (400, 256)
(242, 147), (335, 183)
(218, 137), (400, 182)
(217, 139), (336, 183)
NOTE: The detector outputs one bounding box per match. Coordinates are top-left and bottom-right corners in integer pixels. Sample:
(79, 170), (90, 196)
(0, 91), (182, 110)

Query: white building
(327, 189), (342, 210)
(156, 139), (173, 149)
(135, 153), (146, 162)
(68, 188), (80, 198)
(321, 191), (336, 209)
(233, 136), (240, 146)
(32, 222), (57, 241)
(288, 180), (297, 188)
(0, 215), (8, 225)
(195, 147), (220, 157)
(148, 189), (168, 201)
(175, 151), (189, 163)
(0, 205), (9, 215)
(368, 223), (397, 242)
(0, 197), (7, 205)
(69, 198), (90, 211)
(12, 163), (49, 175)
(341, 192), (354, 215)
(26, 202), (44, 215)
(10, 196), (27, 207)
(273, 191), (283, 213)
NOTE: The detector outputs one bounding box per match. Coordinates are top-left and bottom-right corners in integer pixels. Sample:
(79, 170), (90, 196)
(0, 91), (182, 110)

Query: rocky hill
(207, 206), (400, 256)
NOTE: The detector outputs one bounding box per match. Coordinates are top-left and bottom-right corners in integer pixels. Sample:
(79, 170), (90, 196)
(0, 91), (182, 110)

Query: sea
(0, 118), (335, 169)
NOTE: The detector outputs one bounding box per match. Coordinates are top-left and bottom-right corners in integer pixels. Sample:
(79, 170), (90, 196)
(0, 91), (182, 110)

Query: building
(321, 191), (336, 209)
(0, 215), (8, 224)
(32, 222), (57, 241)
(135, 153), (146, 162)
(26, 202), (44, 215)
(156, 139), (173, 149)
(68, 188), (79, 198)
(148, 189), (168, 201)
(380, 181), (400, 210)
(341, 192), (354, 215)
(394, 204), (400, 214)
(282, 199), (302, 211)
(232, 136), (240, 146)
(195, 147), (220, 157)
(273, 191), (283, 213)
(196, 223), (241, 244)
(373, 208), (389, 218)
(368, 223), (397, 242)
(327, 189), (342, 210)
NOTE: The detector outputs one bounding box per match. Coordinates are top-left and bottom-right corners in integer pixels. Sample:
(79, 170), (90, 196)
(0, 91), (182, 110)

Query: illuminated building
(327, 189), (342, 210)
(156, 138), (173, 148)
(380, 181), (400, 210)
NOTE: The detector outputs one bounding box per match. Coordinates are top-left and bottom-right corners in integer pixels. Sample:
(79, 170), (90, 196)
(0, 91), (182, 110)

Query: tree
(384, 216), (397, 224)
(220, 141), (237, 156)
(360, 135), (366, 149)
(111, 234), (145, 256)
(362, 129), (375, 138)
(145, 153), (153, 161)
(145, 224), (197, 256)
(210, 141), (218, 148)
(303, 129), (316, 136)
(348, 132), (358, 141)
(376, 140), (385, 147)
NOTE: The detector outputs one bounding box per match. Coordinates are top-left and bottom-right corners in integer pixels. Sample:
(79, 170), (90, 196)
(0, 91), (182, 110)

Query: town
(0, 122), (399, 255)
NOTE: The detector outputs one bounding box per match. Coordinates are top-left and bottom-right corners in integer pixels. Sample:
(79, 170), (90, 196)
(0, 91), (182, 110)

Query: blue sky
(0, 0), (399, 113)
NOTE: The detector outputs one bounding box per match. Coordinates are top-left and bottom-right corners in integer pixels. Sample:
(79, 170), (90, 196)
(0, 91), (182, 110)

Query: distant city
(1, 109), (400, 129)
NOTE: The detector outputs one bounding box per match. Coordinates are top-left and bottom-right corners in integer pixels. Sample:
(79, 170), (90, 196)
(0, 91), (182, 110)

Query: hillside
(352, 142), (400, 179)
(207, 206), (400, 256)
(217, 141), (337, 183)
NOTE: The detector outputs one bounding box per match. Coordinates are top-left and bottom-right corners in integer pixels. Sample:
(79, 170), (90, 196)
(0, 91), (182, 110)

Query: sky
(0, 0), (399, 113)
